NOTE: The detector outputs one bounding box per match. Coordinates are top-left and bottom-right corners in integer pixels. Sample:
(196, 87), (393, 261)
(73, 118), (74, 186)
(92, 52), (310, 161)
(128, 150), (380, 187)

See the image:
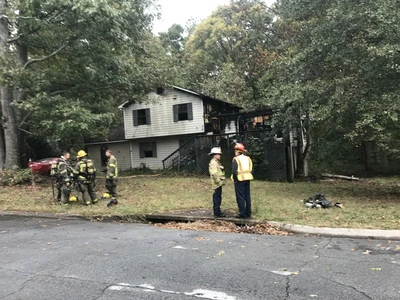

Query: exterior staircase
(162, 137), (197, 172)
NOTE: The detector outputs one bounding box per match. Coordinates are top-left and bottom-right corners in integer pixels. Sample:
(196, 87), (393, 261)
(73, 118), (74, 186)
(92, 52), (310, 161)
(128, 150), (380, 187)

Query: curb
(268, 221), (400, 240)
(0, 211), (143, 223)
(1, 211), (400, 240)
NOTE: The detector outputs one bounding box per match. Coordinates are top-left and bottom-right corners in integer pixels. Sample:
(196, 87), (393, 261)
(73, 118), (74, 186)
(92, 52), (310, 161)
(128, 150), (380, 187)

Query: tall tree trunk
(0, 0), (20, 169)
(15, 42), (28, 167)
(0, 87), (19, 169)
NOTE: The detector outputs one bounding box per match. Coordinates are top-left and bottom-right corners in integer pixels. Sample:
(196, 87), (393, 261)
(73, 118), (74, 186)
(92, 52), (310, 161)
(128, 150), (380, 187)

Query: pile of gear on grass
(50, 150), (119, 208)
(302, 193), (344, 209)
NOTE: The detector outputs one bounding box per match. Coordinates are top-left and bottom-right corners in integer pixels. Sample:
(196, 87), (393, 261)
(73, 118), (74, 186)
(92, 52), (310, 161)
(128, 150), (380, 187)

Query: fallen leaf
(395, 246), (400, 251)
(217, 250), (225, 256)
(216, 240), (224, 243)
(371, 268), (381, 271)
(196, 237), (206, 241)
(363, 250), (371, 255)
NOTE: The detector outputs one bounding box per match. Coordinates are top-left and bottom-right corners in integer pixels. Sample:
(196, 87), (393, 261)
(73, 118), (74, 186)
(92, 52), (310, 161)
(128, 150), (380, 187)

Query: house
(85, 86), (242, 171)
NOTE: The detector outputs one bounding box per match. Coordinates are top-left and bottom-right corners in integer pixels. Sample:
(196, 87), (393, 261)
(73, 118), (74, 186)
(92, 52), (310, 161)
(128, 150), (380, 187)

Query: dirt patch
(154, 219), (292, 236)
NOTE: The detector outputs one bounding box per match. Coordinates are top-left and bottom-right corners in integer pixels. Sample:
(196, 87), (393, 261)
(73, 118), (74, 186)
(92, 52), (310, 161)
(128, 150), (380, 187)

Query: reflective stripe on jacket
(232, 154), (253, 181)
(73, 158), (94, 181)
(106, 155), (118, 179)
(209, 157), (225, 189)
(58, 158), (70, 180)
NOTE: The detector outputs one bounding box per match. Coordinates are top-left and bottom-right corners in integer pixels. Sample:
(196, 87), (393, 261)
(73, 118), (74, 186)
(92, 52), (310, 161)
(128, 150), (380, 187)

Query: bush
(0, 166), (32, 186)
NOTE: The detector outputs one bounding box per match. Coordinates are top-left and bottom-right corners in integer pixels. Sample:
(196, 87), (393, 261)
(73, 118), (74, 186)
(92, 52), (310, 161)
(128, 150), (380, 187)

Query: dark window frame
(173, 103), (193, 122)
(139, 142), (157, 158)
(133, 108), (151, 126)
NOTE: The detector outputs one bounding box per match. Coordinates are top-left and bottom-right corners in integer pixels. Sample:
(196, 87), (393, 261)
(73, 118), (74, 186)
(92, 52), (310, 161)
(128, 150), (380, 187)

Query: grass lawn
(0, 175), (399, 230)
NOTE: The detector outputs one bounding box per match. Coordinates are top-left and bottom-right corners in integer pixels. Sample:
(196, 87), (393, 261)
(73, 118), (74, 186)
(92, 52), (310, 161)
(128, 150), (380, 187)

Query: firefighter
(56, 152), (72, 204)
(208, 147), (226, 217)
(232, 143), (253, 218)
(72, 150), (98, 206)
(105, 149), (118, 208)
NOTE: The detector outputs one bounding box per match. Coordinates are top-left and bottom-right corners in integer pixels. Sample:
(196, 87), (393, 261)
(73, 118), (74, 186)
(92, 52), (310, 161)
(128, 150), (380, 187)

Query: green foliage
(123, 164), (157, 175)
(183, 0), (276, 108)
(261, 0), (400, 173)
(2, 0), (175, 152)
(0, 167), (32, 186)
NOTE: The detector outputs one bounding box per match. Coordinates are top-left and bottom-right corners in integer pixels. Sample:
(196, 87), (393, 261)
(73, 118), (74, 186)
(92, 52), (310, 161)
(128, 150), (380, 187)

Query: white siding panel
(86, 145), (102, 170)
(130, 137), (186, 170)
(124, 90), (204, 140)
(105, 143), (131, 171)
(86, 142), (131, 171)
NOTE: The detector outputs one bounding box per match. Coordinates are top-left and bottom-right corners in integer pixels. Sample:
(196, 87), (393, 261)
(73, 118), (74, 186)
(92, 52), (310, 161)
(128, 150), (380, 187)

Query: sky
(152, 0), (276, 34)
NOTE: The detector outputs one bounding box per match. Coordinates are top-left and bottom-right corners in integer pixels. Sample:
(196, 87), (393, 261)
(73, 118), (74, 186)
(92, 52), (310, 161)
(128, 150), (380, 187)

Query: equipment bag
(303, 193), (331, 209)
(85, 160), (96, 180)
(50, 159), (60, 178)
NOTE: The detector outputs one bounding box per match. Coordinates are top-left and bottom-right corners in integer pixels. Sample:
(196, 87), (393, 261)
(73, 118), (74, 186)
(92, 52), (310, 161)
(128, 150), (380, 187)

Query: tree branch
(7, 35), (22, 43)
(23, 43), (69, 70)
(18, 112), (31, 128)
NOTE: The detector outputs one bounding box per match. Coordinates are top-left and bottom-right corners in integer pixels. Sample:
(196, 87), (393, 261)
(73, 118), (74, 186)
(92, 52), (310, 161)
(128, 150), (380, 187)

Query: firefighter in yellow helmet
(105, 149), (118, 208)
(208, 147), (226, 217)
(72, 150), (98, 206)
(232, 143), (253, 218)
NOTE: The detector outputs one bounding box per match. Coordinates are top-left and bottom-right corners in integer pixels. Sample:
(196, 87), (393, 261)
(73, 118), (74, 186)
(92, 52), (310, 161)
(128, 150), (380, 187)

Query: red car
(28, 157), (59, 175)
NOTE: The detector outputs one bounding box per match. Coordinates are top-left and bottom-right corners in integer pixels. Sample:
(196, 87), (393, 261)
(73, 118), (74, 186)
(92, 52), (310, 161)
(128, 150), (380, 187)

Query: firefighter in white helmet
(208, 147), (226, 217)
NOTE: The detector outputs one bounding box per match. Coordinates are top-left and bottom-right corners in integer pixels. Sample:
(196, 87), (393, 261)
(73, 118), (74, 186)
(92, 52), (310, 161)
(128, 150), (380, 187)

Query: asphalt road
(0, 216), (399, 300)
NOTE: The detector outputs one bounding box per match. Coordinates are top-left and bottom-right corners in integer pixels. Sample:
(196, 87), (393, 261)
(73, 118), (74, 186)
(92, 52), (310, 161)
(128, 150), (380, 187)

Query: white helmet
(208, 147), (222, 155)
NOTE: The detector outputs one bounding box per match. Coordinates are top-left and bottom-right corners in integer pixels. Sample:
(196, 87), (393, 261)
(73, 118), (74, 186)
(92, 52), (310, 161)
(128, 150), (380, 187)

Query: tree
(183, 0), (276, 108)
(262, 0), (400, 175)
(0, 0), (174, 169)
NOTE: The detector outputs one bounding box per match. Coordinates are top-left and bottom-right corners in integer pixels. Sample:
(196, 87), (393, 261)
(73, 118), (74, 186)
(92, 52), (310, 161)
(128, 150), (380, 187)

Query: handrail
(162, 136), (196, 164)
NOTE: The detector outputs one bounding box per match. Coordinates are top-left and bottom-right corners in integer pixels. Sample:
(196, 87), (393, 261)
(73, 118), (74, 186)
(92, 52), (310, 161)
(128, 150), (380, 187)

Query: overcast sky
(152, 0), (276, 34)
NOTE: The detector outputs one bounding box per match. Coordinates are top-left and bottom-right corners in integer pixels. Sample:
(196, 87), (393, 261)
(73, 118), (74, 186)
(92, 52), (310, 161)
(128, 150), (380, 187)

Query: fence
(162, 130), (292, 181)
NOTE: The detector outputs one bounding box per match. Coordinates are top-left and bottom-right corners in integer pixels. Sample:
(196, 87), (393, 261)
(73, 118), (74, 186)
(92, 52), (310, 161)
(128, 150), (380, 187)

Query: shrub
(0, 166), (32, 186)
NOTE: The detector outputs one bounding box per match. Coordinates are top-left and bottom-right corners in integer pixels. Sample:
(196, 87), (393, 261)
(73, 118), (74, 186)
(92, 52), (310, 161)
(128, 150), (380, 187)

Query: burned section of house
(202, 96), (241, 135)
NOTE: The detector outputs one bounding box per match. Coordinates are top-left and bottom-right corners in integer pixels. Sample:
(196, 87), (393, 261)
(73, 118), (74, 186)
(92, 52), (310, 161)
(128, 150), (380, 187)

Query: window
(139, 142), (157, 158)
(173, 103), (193, 122)
(133, 109), (151, 126)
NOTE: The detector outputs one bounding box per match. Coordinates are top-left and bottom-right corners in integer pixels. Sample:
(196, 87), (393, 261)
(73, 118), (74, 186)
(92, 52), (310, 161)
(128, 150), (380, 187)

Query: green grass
(1, 175), (400, 230)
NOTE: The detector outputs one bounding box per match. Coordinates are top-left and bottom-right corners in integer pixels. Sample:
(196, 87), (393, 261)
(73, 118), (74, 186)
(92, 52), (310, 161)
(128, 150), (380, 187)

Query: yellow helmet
(69, 196), (78, 202)
(77, 150), (87, 158)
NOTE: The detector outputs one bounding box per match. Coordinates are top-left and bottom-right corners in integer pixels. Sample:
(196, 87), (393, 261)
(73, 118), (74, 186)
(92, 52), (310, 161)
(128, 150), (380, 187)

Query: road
(0, 216), (399, 300)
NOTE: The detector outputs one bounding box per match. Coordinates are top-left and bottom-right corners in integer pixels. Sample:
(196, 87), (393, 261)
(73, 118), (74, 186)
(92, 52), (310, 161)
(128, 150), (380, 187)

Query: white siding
(123, 89), (204, 140)
(86, 142), (131, 171)
(130, 136), (188, 170)
(86, 145), (102, 169)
